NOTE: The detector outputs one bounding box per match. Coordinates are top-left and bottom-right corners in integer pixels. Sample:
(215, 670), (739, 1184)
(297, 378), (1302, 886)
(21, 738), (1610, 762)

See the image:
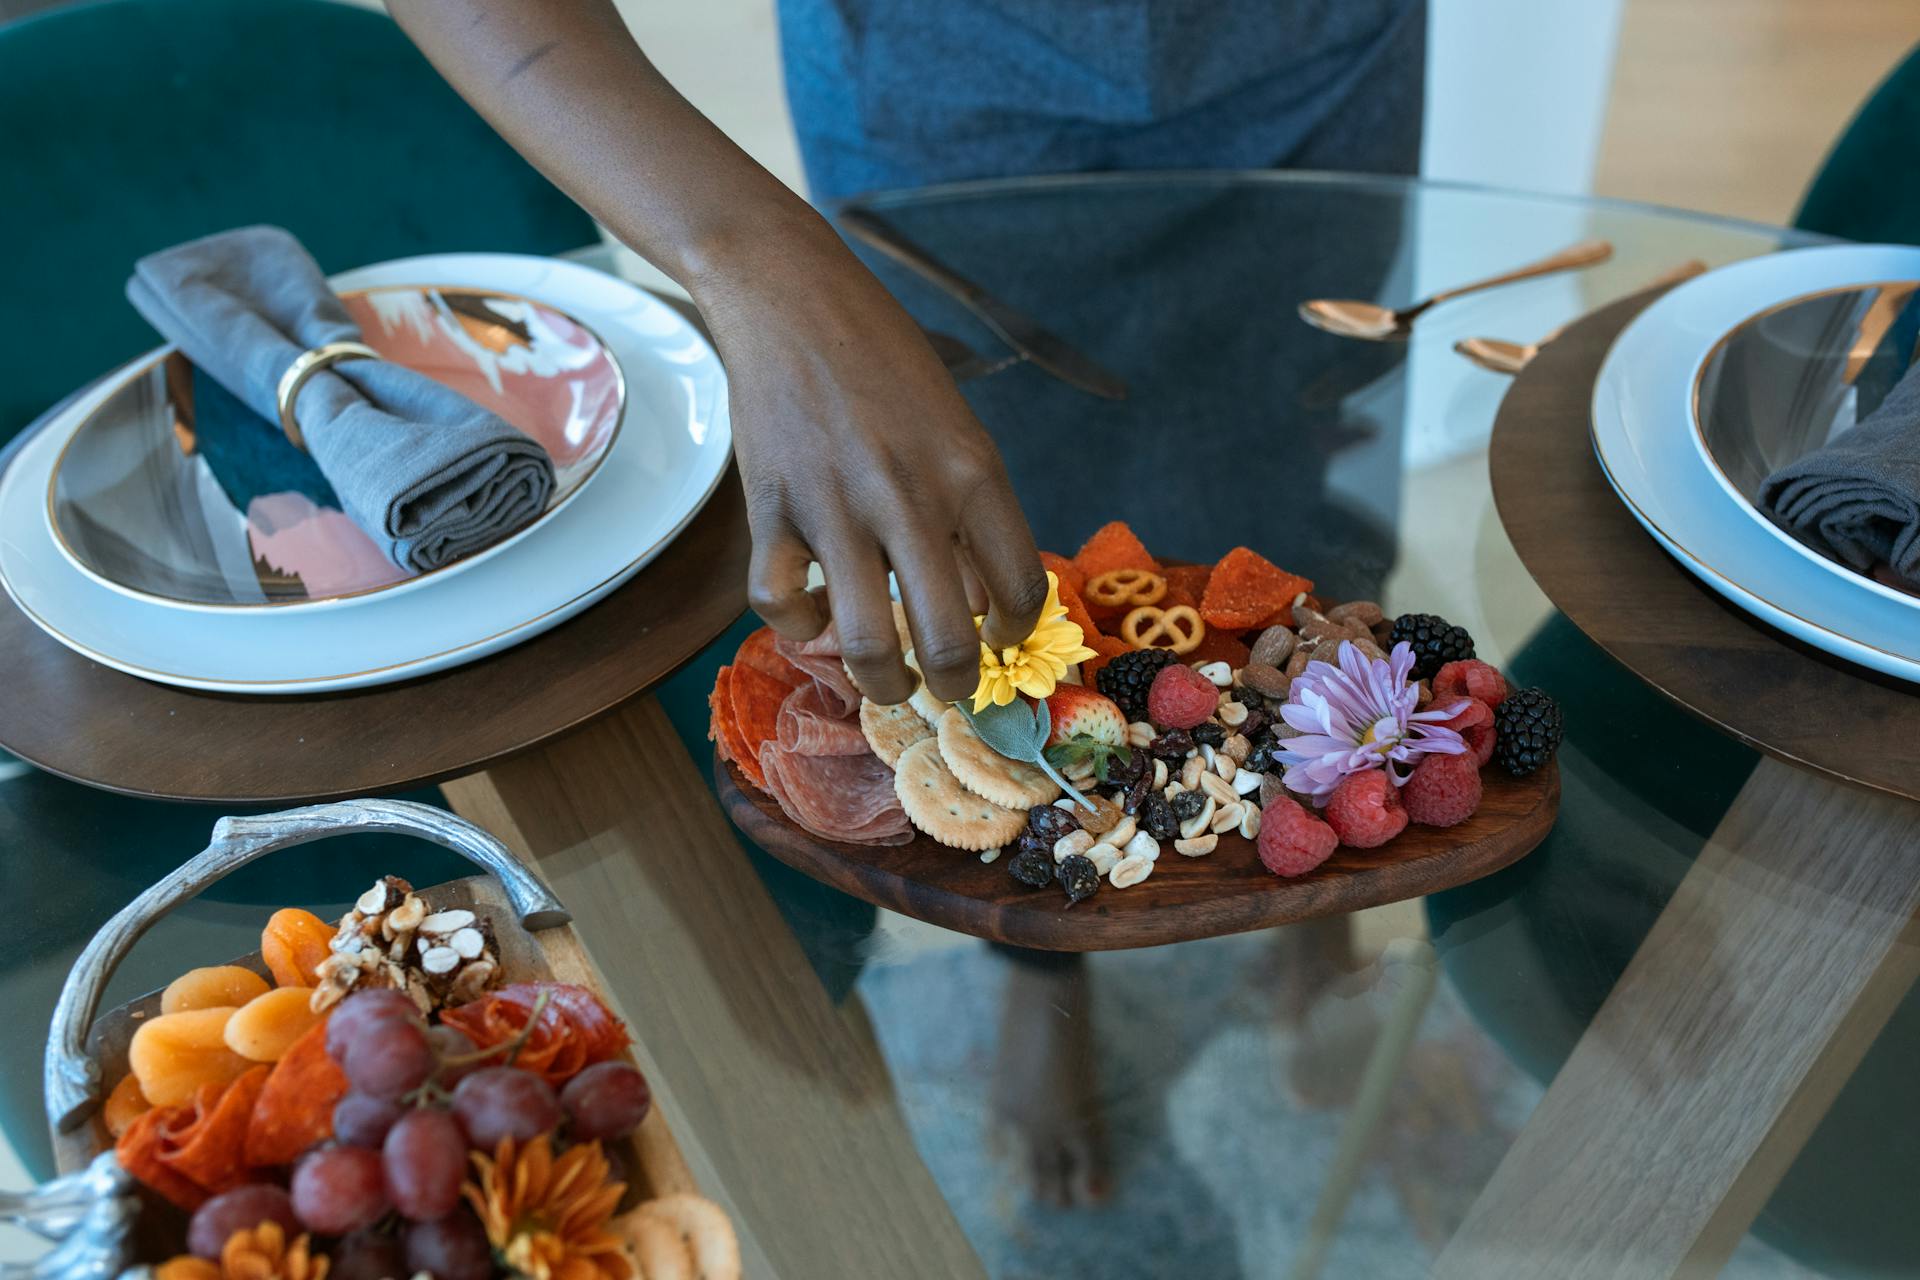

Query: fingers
(819, 535), (916, 704)
(890, 535), (987, 704)
(746, 524), (828, 640)
(959, 474), (1049, 650)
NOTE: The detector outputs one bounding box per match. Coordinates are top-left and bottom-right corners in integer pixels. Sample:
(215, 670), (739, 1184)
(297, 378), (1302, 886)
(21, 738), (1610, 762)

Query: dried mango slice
(260, 908), (333, 988)
(224, 988), (325, 1063)
(1038, 551), (1086, 598)
(1187, 627), (1251, 670)
(103, 1072), (151, 1140)
(155, 1066), (269, 1195)
(1053, 572), (1102, 643)
(1072, 521), (1158, 580)
(1200, 547), (1313, 631)
(1078, 634), (1132, 680)
(161, 966), (271, 1015)
(244, 1016), (348, 1168)
(129, 1007), (255, 1109)
(1161, 563), (1213, 612)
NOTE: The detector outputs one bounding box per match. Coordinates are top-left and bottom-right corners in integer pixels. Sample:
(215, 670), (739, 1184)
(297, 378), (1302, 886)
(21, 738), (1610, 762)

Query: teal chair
(1796, 42), (1920, 245)
(0, 0), (597, 1178)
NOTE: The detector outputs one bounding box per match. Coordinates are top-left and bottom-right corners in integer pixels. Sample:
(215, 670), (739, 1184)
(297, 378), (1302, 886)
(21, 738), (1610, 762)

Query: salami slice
(758, 742), (912, 845)
(775, 624), (861, 719)
(776, 682), (869, 756)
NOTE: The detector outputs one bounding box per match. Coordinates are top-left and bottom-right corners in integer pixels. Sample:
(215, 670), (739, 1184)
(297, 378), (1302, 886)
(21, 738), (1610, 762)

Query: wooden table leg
(443, 695), (984, 1280)
(1434, 757), (1920, 1278)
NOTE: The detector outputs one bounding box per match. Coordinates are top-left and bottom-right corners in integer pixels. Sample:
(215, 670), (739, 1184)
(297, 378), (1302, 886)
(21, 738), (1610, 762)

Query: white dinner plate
(1592, 243), (1920, 683)
(0, 253), (731, 693)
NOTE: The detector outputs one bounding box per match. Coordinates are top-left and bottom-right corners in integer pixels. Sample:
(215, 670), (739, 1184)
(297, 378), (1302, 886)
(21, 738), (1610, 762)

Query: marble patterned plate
(47, 285), (624, 610)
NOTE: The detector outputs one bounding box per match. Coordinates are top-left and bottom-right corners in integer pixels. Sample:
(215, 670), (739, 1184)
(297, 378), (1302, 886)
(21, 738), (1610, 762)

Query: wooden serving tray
(40, 800), (701, 1272)
(717, 752), (1559, 951)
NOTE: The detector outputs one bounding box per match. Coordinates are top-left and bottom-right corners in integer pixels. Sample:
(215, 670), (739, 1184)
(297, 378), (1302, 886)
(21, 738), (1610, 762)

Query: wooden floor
(1595, 0), (1920, 224)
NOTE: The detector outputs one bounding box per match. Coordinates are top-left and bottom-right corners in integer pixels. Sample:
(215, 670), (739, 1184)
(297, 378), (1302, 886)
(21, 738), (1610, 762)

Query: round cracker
(860, 697), (934, 766)
(936, 707), (1062, 809)
(620, 1211), (696, 1280)
(901, 648), (955, 728)
(894, 737), (1028, 851)
(634, 1194), (742, 1280)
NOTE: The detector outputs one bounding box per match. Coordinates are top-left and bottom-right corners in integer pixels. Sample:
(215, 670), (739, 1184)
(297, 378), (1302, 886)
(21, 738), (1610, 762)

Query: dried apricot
(160, 965), (271, 1015)
(103, 1072), (150, 1139)
(128, 1008), (255, 1108)
(224, 987), (325, 1063)
(260, 909), (333, 988)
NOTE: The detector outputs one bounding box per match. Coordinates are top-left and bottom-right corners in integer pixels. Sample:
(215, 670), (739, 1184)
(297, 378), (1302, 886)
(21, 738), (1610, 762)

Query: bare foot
(989, 956), (1110, 1207)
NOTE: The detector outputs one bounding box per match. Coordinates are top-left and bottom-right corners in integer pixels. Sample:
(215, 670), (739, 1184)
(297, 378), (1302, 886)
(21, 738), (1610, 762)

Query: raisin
(1239, 709), (1269, 739)
(1245, 734), (1279, 774)
(1171, 790), (1207, 821)
(1148, 729), (1195, 761)
(1105, 747), (1148, 787)
(1008, 848), (1055, 889)
(1056, 854), (1101, 905)
(1231, 687), (1263, 711)
(1192, 722), (1225, 748)
(1014, 831), (1053, 861)
(1140, 794), (1180, 840)
(1027, 804), (1080, 842)
(1121, 768), (1154, 815)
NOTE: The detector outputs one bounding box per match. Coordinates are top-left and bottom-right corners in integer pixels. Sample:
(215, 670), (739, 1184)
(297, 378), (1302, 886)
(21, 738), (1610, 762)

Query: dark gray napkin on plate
(1760, 361), (1920, 580)
(127, 225), (555, 572)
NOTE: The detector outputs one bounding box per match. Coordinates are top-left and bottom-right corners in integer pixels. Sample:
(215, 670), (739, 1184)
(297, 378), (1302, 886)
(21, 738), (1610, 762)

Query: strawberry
(1041, 685), (1134, 784)
(1043, 685), (1126, 749)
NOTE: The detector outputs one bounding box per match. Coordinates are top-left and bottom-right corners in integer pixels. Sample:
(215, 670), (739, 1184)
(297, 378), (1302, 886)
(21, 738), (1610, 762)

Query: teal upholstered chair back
(1796, 42), (1920, 245)
(0, 0), (597, 440)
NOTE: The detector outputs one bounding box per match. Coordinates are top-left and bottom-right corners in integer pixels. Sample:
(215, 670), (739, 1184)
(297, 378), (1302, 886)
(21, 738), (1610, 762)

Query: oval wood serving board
(717, 753), (1558, 951)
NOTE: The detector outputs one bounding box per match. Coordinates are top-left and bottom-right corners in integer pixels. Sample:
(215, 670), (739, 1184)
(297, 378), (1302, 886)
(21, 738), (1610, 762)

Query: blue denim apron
(778, 0), (1427, 202)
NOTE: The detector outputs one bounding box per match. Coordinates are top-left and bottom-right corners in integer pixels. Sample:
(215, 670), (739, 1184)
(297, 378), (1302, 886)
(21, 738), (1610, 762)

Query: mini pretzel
(1120, 604), (1205, 654)
(1085, 568), (1166, 608)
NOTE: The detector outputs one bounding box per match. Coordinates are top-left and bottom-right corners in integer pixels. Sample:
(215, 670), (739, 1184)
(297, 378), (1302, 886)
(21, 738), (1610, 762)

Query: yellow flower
(971, 572), (1099, 712)
(466, 1134), (632, 1280)
(157, 1222), (328, 1280)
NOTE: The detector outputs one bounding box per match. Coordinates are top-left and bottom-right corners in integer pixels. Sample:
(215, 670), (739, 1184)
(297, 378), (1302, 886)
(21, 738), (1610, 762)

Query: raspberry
(1323, 771), (1408, 849)
(1401, 752), (1483, 827)
(1432, 660), (1507, 708)
(1146, 662), (1218, 730)
(1257, 796), (1339, 876)
(1436, 696), (1497, 767)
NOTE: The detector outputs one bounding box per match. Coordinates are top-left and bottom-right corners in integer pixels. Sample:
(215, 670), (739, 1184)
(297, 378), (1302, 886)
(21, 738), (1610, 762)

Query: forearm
(386, 0), (843, 295)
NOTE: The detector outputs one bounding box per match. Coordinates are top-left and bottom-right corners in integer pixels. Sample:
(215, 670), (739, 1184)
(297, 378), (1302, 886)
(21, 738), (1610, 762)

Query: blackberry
(1171, 790), (1208, 821)
(1056, 854), (1101, 905)
(1192, 722), (1226, 748)
(1492, 687), (1563, 777)
(1388, 613), (1475, 680)
(1140, 794), (1180, 840)
(1097, 648), (1180, 721)
(1008, 847), (1055, 888)
(1027, 804), (1080, 842)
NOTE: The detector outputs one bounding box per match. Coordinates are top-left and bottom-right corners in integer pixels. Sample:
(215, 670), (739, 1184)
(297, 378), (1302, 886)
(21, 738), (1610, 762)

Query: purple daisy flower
(1274, 641), (1469, 802)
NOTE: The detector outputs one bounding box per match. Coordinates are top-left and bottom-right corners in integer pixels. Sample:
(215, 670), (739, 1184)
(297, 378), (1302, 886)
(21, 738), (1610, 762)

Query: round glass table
(5, 172), (1904, 1280)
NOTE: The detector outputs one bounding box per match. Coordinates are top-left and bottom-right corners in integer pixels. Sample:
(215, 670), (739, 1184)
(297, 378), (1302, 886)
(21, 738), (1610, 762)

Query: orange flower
(157, 1222), (329, 1280)
(465, 1134), (631, 1280)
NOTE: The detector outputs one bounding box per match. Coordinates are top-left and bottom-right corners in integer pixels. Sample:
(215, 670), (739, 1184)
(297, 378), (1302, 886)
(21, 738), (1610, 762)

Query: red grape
(383, 1107), (469, 1222)
(329, 1230), (407, 1280)
(325, 990), (421, 1062)
(187, 1184), (298, 1258)
(426, 1024), (481, 1087)
(450, 1067), (561, 1150)
(332, 1092), (405, 1149)
(404, 1210), (493, 1280)
(343, 1021), (435, 1100)
(290, 1145), (389, 1236)
(560, 1062), (651, 1142)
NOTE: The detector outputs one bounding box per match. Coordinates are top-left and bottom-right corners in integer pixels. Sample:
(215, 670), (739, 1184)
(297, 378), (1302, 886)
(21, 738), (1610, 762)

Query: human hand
(695, 228), (1048, 706)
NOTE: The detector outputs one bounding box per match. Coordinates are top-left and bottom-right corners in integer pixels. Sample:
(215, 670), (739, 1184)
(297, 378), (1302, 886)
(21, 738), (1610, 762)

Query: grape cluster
(184, 988), (651, 1277)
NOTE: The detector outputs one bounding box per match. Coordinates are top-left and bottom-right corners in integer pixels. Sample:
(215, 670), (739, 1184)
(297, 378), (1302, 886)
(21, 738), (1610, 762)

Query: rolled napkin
(1760, 361), (1920, 581)
(127, 225), (555, 572)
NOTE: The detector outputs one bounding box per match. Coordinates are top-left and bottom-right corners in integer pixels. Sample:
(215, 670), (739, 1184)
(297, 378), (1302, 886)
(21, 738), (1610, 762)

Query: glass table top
(5, 171), (1904, 1279)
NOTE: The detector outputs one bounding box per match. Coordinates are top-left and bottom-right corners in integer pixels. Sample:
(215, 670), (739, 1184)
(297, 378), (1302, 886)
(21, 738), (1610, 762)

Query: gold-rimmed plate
(47, 284), (624, 610)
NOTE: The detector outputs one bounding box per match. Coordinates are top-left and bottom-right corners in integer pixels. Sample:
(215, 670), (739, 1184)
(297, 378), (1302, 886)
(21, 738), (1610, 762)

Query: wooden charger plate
(718, 750), (1558, 952)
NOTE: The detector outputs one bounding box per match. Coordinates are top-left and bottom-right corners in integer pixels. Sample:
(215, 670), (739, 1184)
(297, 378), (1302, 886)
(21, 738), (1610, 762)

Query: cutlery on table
(923, 329), (1021, 382)
(1299, 239), (1614, 341)
(1453, 259), (1709, 374)
(837, 206), (1129, 400)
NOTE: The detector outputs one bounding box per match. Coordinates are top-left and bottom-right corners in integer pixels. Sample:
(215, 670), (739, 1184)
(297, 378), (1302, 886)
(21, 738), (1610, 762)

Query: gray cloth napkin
(127, 225), (555, 572)
(1760, 362), (1920, 580)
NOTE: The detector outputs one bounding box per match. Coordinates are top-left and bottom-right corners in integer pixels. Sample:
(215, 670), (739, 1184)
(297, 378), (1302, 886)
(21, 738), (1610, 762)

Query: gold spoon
(1299, 239), (1614, 341)
(1454, 259), (1709, 374)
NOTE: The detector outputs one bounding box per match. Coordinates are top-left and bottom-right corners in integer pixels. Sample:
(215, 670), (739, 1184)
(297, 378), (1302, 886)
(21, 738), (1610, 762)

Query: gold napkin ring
(275, 340), (379, 450)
